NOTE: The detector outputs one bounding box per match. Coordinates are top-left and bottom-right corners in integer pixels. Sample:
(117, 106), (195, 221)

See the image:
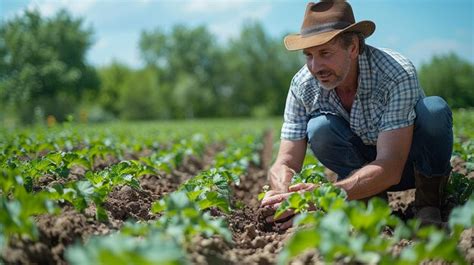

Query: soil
(1, 140), (472, 264)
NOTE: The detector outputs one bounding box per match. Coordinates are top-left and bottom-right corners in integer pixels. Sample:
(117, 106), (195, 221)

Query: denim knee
(414, 96), (453, 137)
(307, 116), (331, 145)
(412, 96), (453, 177)
(306, 115), (342, 156)
(306, 114), (373, 178)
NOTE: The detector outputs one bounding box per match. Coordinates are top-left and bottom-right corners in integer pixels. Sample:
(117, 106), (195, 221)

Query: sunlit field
(1, 110), (473, 264)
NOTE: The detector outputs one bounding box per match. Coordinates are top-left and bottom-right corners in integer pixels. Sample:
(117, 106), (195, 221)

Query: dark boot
(414, 170), (448, 226)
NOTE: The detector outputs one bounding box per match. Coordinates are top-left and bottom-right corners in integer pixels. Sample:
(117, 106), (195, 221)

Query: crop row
(0, 125), (259, 254)
(276, 165), (473, 264)
(64, 132), (264, 264)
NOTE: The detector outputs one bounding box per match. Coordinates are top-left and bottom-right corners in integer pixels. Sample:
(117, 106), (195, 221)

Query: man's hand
(260, 190), (295, 230)
(267, 139), (307, 191)
(268, 164), (296, 192)
(259, 183), (318, 230)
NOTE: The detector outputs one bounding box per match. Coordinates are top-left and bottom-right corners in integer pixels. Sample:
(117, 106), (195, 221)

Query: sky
(1, 0), (473, 69)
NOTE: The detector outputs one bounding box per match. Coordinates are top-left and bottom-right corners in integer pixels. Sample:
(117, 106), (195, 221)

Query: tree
(418, 53), (474, 108)
(97, 61), (133, 117)
(225, 22), (303, 117)
(138, 23), (303, 119)
(0, 9), (99, 123)
(118, 67), (165, 120)
(139, 25), (224, 118)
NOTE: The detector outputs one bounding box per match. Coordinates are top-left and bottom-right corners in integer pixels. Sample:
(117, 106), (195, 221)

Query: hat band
(301, 21), (352, 37)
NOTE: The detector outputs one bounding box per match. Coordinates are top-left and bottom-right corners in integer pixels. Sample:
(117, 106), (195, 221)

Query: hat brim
(284, 20), (375, 51)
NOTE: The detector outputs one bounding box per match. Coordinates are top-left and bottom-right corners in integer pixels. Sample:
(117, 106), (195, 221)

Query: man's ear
(349, 36), (359, 59)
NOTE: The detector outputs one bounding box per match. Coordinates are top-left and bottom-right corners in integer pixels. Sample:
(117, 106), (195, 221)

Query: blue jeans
(306, 96), (453, 191)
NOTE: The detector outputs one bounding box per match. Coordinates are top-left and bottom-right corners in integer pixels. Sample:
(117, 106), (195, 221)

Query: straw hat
(284, 0), (375, 51)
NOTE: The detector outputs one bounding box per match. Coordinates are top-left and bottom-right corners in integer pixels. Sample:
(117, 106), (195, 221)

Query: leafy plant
(66, 231), (187, 265)
(151, 191), (232, 244)
(0, 161), (59, 249)
(178, 168), (239, 213)
(278, 198), (405, 265)
(445, 172), (474, 205)
(290, 164), (327, 184)
(278, 163), (471, 265)
(48, 160), (155, 222)
(213, 134), (261, 175)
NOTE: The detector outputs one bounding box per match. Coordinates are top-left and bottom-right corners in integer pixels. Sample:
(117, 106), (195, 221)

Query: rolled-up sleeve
(379, 74), (422, 132)
(281, 80), (308, 140)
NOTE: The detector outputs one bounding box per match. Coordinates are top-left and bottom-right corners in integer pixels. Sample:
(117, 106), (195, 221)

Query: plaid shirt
(281, 45), (425, 145)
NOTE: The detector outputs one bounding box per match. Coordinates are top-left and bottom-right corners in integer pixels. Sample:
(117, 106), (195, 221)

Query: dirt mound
(2, 207), (119, 265)
(139, 173), (178, 197)
(104, 185), (157, 221)
(33, 165), (87, 192)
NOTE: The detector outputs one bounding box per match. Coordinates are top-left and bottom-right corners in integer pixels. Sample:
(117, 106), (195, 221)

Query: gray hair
(337, 32), (366, 54)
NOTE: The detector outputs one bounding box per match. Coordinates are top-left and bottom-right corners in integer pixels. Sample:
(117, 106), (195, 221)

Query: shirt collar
(357, 47), (371, 95)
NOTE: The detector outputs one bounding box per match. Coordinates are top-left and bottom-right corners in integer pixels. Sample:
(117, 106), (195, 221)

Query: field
(1, 113), (473, 265)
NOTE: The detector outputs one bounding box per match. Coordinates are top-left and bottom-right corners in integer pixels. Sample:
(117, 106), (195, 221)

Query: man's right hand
(260, 183), (318, 230)
(268, 164), (296, 192)
(261, 138), (307, 228)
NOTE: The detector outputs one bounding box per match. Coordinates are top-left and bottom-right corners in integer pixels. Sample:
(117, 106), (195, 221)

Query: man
(261, 0), (453, 229)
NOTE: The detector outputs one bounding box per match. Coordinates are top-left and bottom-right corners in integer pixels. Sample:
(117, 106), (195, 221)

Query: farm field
(0, 112), (473, 265)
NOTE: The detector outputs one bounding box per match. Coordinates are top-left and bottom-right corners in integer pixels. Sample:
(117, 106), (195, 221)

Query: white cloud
(383, 35), (400, 47)
(26, 0), (98, 17)
(87, 32), (143, 68)
(243, 3), (271, 20)
(94, 37), (109, 49)
(184, 0), (253, 14)
(207, 3), (272, 42)
(406, 38), (473, 66)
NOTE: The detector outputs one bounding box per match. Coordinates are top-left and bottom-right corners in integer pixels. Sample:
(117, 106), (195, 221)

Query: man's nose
(308, 57), (321, 74)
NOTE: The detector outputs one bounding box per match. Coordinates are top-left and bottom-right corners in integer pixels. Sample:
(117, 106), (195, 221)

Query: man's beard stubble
(315, 55), (351, 91)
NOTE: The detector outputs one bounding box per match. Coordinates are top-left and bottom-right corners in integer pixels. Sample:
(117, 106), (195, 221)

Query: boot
(414, 170), (448, 227)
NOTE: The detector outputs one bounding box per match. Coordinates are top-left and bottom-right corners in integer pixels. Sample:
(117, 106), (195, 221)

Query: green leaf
(186, 190), (203, 201)
(198, 191), (230, 213)
(278, 229), (319, 265)
(23, 176), (33, 193)
(47, 152), (63, 165)
(75, 181), (94, 198)
(274, 200), (290, 219)
(151, 200), (166, 214)
(96, 206), (109, 222)
(55, 166), (70, 178)
(287, 193), (305, 210)
(449, 196), (474, 229)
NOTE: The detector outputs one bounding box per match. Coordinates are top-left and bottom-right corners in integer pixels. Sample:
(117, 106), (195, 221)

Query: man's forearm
(334, 159), (402, 200)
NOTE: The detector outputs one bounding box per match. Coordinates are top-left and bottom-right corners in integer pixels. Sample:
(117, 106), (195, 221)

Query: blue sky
(1, 0), (473, 69)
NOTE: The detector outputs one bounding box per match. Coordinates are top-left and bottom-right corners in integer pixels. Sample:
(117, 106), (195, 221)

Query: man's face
(303, 39), (353, 90)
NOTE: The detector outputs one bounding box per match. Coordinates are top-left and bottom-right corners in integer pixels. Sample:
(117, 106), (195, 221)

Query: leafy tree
(139, 25), (224, 118)
(138, 22), (302, 119)
(118, 67), (166, 120)
(225, 22), (302, 117)
(97, 61), (133, 117)
(418, 53), (474, 108)
(0, 9), (99, 123)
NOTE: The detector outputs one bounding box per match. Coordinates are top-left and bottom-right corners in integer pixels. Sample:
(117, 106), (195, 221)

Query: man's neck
(336, 59), (359, 94)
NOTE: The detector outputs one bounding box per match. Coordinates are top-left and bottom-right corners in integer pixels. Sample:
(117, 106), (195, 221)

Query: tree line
(0, 9), (472, 125)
